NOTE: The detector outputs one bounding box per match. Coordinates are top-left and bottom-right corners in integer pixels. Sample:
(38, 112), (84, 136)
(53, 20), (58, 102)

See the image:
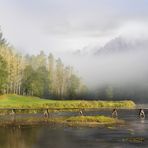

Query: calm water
(0, 109), (148, 148)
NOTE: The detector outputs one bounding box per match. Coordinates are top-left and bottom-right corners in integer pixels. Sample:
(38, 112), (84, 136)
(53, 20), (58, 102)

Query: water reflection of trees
(0, 127), (39, 148)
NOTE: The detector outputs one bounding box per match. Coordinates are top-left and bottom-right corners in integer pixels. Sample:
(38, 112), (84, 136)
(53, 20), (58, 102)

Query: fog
(59, 37), (148, 101)
(1, 0), (148, 101)
(61, 39), (147, 86)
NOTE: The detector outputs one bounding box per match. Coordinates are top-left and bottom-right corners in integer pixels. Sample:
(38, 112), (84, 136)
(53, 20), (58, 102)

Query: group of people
(78, 108), (146, 119)
(10, 108), (146, 119)
(112, 108), (145, 118)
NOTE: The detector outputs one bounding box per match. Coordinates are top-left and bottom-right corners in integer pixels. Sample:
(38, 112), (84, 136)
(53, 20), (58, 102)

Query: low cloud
(0, 0), (148, 53)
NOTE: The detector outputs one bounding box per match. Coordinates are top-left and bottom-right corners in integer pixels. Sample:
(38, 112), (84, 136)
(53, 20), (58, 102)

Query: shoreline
(0, 115), (125, 127)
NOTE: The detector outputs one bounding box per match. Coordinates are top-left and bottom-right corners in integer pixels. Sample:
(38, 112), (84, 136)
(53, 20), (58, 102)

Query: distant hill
(94, 37), (148, 55)
(72, 37), (148, 56)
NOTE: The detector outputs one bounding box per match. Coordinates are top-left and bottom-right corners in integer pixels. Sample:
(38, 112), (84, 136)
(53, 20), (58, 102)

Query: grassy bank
(0, 115), (124, 127)
(56, 115), (124, 127)
(0, 94), (135, 111)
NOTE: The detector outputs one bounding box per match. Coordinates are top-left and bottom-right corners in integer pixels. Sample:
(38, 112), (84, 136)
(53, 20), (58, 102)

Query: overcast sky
(0, 0), (148, 54)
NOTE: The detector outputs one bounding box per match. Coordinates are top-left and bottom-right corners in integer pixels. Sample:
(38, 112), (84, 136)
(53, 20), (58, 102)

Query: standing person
(139, 109), (145, 119)
(10, 109), (16, 121)
(79, 110), (83, 116)
(112, 108), (118, 118)
(10, 109), (15, 115)
(44, 109), (49, 118)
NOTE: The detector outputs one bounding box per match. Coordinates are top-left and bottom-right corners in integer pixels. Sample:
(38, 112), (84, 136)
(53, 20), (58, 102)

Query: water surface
(0, 109), (148, 148)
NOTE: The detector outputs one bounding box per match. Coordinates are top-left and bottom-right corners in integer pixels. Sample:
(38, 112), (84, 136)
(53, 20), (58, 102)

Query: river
(0, 109), (148, 148)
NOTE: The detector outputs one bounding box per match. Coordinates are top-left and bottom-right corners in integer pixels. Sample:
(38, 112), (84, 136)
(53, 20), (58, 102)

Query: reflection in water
(0, 110), (148, 148)
(0, 127), (39, 148)
(140, 118), (145, 124)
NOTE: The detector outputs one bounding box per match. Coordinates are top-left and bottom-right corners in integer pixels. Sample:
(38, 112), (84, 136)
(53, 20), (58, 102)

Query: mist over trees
(0, 29), (87, 99)
(65, 36), (148, 102)
(1, 28), (148, 102)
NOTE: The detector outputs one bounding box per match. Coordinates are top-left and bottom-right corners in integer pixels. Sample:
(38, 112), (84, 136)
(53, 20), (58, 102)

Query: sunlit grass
(0, 94), (136, 110)
(0, 115), (124, 127)
(66, 116), (117, 123)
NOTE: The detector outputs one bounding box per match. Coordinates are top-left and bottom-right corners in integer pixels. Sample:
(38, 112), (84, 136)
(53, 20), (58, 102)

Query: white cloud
(118, 21), (148, 39)
(0, 0), (148, 54)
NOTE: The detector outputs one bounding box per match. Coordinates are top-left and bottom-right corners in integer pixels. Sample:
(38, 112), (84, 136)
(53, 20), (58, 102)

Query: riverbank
(0, 115), (124, 127)
(0, 95), (136, 112)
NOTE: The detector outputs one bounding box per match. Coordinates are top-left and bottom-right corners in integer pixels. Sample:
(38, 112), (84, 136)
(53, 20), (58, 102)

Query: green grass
(0, 94), (136, 110)
(66, 116), (118, 123)
(124, 137), (145, 143)
(63, 115), (124, 127)
(0, 94), (51, 108)
(0, 115), (124, 127)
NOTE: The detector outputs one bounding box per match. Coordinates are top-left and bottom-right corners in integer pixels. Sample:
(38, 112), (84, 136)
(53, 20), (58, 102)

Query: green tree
(21, 65), (35, 95)
(67, 74), (80, 99)
(31, 66), (49, 97)
(54, 58), (64, 98)
(0, 56), (8, 94)
(48, 53), (55, 95)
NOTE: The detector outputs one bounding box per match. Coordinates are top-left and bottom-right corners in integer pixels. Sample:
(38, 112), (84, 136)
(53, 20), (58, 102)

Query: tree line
(0, 29), (87, 99)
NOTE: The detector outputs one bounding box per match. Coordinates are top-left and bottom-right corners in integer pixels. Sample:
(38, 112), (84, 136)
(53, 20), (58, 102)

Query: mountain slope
(94, 37), (148, 55)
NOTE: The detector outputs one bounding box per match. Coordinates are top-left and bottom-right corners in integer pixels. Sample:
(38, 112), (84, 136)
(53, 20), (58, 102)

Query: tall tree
(31, 66), (49, 97)
(21, 65), (35, 95)
(0, 28), (85, 99)
(48, 53), (55, 96)
(67, 74), (80, 99)
(0, 56), (8, 94)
